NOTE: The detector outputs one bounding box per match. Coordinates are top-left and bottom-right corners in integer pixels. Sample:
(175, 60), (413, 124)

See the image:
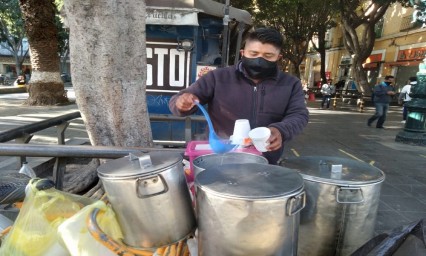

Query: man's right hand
(175, 93), (199, 112)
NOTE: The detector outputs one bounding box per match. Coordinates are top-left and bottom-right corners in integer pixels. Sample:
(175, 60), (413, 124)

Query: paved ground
(1, 86), (426, 237)
(284, 99), (426, 236)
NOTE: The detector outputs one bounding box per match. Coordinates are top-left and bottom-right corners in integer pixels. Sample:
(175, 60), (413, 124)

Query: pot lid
(281, 156), (385, 185)
(97, 151), (182, 178)
(195, 163), (304, 199)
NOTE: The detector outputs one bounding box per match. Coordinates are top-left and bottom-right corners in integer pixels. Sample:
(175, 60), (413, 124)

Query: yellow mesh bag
(57, 200), (124, 256)
(0, 179), (95, 256)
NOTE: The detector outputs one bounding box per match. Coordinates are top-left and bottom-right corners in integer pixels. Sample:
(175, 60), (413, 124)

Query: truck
(145, 0), (252, 146)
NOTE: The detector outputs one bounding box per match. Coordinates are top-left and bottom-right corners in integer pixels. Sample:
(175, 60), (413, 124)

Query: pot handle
(336, 187), (364, 204)
(286, 191), (306, 216)
(136, 174), (169, 198)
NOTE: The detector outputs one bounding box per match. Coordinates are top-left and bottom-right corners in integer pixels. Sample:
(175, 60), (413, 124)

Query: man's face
(240, 40), (282, 62)
(386, 78), (395, 85)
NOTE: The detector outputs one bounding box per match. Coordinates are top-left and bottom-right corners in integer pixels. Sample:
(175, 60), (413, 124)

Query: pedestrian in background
(367, 75), (396, 128)
(14, 75), (26, 88)
(398, 76), (417, 123)
(320, 79), (335, 109)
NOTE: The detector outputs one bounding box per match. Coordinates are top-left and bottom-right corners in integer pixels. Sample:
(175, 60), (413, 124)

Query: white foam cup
(231, 119), (251, 144)
(248, 127), (271, 152)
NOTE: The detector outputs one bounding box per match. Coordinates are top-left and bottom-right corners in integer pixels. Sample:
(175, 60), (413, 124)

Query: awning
(146, 0), (252, 26)
(385, 60), (423, 67)
(362, 62), (379, 69)
(194, 0), (252, 25)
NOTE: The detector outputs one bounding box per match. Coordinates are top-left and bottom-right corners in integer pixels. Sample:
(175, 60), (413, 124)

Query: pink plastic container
(184, 140), (261, 182)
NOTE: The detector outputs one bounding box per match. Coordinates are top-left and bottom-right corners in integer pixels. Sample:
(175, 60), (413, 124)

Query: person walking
(367, 75), (396, 128)
(320, 79), (335, 109)
(169, 27), (309, 164)
(398, 76), (417, 123)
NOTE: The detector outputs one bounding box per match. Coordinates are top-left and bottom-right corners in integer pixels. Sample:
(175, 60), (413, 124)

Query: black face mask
(241, 56), (278, 80)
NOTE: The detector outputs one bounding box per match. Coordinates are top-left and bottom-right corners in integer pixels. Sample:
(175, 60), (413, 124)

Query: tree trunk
(19, 0), (68, 106)
(339, 0), (390, 96)
(317, 28), (327, 84)
(352, 57), (370, 95)
(63, 0), (152, 148)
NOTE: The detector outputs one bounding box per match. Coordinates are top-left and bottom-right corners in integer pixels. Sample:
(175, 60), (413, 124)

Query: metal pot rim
(97, 152), (183, 179)
(301, 174), (385, 186)
(196, 185), (305, 200)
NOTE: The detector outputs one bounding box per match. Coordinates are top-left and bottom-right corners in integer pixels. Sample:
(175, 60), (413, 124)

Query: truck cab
(145, 0), (252, 146)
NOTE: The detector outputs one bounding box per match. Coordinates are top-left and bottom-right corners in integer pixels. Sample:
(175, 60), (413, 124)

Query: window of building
(400, 15), (422, 32)
(375, 18), (384, 38)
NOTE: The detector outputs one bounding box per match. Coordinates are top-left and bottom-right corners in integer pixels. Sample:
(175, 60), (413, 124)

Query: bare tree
(338, 0), (410, 95)
(19, 0), (68, 105)
(63, 1), (152, 147)
(0, 0), (28, 77)
(252, 0), (331, 78)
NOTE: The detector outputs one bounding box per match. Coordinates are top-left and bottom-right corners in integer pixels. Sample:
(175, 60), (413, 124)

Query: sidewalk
(288, 99), (426, 235)
(1, 89), (426, 235)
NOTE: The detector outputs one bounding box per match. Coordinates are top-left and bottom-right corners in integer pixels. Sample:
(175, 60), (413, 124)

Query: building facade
(304, 3), (426, 92)
(0, 39), (31, 79)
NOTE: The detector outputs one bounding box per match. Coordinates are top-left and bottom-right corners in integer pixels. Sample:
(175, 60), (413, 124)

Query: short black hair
(409, 76), (417, 82)
(384, 75), (394, 80)
(245, 27), (283, 50)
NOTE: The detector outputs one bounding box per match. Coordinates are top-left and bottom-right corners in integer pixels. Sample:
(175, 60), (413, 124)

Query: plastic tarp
(351, 218), (426, 256)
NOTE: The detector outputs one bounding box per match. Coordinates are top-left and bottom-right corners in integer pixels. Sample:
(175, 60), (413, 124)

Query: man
(367, 75), (396, 128)
(14, 75), (26, 87)
(320, 79), (335, 109)
(398, 76), (417, 123)
(168, 27), (309, 164)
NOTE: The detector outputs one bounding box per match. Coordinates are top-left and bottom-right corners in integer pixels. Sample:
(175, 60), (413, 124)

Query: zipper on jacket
(252, 86), (258, 126)
(260, 84), (265, 112)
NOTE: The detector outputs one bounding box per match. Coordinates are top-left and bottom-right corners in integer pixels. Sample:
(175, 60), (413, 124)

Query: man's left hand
(267, 127), (282, 151)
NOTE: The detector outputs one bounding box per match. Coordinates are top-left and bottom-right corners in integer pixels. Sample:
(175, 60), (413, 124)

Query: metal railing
(0, 112), (204, 190)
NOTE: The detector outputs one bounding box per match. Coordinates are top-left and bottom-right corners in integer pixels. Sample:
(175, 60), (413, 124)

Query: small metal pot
(97, 152), (196, 248)
(196, 163), (305, 256)
(192, 152), (268, 178)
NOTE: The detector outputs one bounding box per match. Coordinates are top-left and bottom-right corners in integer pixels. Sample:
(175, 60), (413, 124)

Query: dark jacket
(169, 62), (309, 164)
(373, 82), (395, 104)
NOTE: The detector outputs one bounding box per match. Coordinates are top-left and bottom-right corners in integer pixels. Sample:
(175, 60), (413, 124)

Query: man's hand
(267, 127), (283, 151)
(387, 91), (396, 96)
(175, 93), (199, 112)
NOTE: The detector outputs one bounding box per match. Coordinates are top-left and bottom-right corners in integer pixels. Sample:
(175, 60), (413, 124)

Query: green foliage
(0, 0), (25, 47)
(248, 0), (339, 73)
(54, 0), (69, 57)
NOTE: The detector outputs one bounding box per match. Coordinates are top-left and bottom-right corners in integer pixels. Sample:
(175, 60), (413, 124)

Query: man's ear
(278, 54), (283, 60)
(240, 49), (244, 57)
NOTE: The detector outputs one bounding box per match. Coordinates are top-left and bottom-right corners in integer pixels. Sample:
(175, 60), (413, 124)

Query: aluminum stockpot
(196, 163), (305, 256)
(192, 152), (268, 178)
(97, 152), (196, 249)
(282, 156), (385, 256)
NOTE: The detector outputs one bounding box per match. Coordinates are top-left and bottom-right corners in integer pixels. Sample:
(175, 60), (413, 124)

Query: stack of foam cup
(231, 119), (251, 146)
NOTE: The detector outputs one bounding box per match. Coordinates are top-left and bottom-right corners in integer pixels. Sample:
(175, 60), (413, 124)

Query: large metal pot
(97, 152), (196, 248)
(282, 156), (385, 256)
(196, 163), (305, 256)
(192, 152), (268, 177)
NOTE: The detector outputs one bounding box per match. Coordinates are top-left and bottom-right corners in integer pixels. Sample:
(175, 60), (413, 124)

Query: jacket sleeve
(268, 80), (309, 142)
(398, 85), (408, 100)
(168, 71), (217, 116)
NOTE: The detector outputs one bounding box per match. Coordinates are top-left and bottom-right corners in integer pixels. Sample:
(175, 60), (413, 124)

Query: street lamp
(395, 0), (426, 146)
